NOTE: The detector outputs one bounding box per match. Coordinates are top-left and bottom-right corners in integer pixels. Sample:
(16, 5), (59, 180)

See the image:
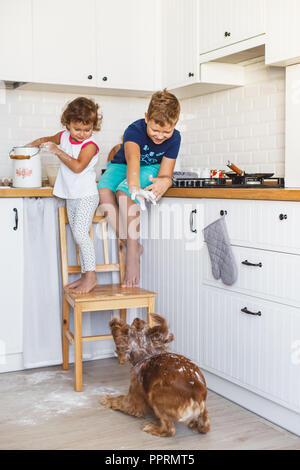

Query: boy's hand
(144, 175), (172, 202)
(129, 186), (157, 211)
(40, 142), (58, 154)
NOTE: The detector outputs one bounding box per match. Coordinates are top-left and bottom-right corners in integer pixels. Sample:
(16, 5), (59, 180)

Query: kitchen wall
(179, 60), (285, 176)
(0, 90), (149, 180)
(0, 60), (285, 179)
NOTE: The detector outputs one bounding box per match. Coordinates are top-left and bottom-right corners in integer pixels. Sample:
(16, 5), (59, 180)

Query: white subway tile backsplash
(222, 127), (237, 140)
(0, 89), (149, 175)
(252, 151), (269, 164)
(0, 62), (286, 178)
(229, 140), (244, 153)
(259, 135), (277, 150)
(259, 107), (277, 122)
(181, 63), (285, 176)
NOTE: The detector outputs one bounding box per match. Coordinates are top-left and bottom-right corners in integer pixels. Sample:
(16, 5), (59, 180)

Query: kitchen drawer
(204, 199), (300, 254)
(203, 245), (300, 307)
(200, 286), (300, 412)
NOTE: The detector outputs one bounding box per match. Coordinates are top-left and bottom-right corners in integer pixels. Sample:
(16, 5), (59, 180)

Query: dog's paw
(141, 421), (175, 437)
(100, 395), (113, 408)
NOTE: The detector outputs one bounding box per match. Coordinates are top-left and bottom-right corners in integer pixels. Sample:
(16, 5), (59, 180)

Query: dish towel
(203, 216), (238, 286)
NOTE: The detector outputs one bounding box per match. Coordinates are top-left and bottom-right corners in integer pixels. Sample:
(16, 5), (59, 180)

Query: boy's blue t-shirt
(111, 118), (181, 166)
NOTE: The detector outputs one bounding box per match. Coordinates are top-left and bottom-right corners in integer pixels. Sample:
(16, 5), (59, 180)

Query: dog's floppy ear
(109, 317), (130, 364)
(146, 313), (174, 349)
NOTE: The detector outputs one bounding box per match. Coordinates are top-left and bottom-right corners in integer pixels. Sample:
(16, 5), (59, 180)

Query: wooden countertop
(0, 187), (53, 197)
(2, 186), (300, 201)
(165, 187), (300, 201)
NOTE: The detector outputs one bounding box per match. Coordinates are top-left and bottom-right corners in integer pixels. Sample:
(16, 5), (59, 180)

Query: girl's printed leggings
(66, 194), (99, 273)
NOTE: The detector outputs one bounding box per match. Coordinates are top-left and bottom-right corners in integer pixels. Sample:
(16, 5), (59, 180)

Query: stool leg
(120, 308), (127, 324)
(147, 298), (156, 327)
(62, 293), (69, 370)
(74, 305), (83, 392)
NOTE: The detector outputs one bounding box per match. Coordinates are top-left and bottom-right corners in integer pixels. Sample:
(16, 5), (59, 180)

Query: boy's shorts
(97, 162), (160, 204)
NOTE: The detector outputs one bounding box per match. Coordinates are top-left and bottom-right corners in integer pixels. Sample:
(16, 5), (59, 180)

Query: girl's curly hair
(61, 97), (102, 131)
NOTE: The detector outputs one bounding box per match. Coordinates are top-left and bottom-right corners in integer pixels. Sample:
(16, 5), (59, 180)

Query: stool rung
(65, 329), (74, 345)
(82, 334), (113, 342)
(68, 264), (120, 274)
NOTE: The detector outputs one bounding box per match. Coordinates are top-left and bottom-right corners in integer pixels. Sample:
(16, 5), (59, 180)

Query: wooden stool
(58, 207), (157, 391)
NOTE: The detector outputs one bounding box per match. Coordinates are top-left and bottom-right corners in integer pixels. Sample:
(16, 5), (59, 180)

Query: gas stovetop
(172, 177), (285, 188)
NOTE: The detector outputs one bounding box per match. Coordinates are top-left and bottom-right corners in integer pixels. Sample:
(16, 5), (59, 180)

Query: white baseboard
(204, 369), (300, 437)
(0, 350), (115, 374)
(0, 353), (24, 373)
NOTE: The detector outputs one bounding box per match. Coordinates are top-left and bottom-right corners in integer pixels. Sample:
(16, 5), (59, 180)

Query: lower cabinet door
(203, 244), (300, 307)
(140, 198), (204, 364)
(204, 199), (300, 254)
(200, 286), (300, 413)
(0, 199), (23, 371)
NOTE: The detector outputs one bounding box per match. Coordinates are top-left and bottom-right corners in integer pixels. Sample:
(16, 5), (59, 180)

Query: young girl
(27, 97), (102, 294)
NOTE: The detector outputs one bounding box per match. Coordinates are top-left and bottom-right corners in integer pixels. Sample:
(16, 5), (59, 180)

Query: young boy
(98, 89), (181, 287)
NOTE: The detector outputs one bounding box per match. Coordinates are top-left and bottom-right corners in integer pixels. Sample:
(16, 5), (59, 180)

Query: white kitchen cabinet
(200, 286), (300, 413)
(32, 0), (97, 86)
(0, 0), (33, 82)
(96, 0), (156, 91)
(204, 199), (300, 254)
(140, 197), (204, 363)
(266, 0), (300, 66)
(203, 245), (300, 308)
(201, 197), (300, 433)
(161, 0), (198, 90)
(198, 0), (266, 55)
(141, 196), (300, 435)
(0, 198), (23, 373)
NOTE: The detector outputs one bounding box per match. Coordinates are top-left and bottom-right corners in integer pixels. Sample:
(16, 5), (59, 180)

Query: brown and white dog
(101, 314), (210, 437)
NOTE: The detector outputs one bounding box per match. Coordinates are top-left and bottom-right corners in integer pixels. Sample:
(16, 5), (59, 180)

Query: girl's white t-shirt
(53, 130), (99, 199)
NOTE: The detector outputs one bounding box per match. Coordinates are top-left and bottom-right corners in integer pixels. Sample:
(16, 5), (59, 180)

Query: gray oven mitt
(203, 217), (238, 286)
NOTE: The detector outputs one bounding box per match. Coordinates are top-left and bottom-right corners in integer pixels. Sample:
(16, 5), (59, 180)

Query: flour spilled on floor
(1, 368), (123, 426)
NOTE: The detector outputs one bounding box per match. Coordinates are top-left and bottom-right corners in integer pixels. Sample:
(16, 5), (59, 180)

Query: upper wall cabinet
(96, 0), (156, 91)
(0, 0), (33, 82)
(161, 0), (198, 90)
(32, 0), (97, 86)
(265, 0), (300, 66)
(198, 0), (266, 55)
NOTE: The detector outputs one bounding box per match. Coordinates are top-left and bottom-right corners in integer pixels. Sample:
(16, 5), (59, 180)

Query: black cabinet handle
(190, 209), (197, 233)
(241, 307), (261, 317)
(224, 31), (231, 37)
(188, 72), (194, 77)
(220, 210), (227, 216)
(241, 259), (262, 268)
(279, 213), (287, 220)
(13, 208), (18, 231)
(102, 76), (108, 81)
(87, 74), (93, 80)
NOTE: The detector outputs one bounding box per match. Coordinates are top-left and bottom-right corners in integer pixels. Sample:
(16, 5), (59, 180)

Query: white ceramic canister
(10, 146), (42, 188)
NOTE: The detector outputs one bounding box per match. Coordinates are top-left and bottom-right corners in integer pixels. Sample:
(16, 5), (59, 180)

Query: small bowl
(46, 164), (60, 187)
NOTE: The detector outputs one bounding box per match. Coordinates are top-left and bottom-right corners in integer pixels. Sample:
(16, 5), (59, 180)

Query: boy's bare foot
(71, 271), (98, 294)
(65, 277), (83, 290)
(121, 241), (142, 288)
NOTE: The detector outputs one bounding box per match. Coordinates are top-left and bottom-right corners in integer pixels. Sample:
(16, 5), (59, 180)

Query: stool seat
(65, 284), (157, 304)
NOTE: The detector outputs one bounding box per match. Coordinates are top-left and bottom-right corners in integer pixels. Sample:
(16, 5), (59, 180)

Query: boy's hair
(61, 97), (102, 131)
(147, 89), (180, 127)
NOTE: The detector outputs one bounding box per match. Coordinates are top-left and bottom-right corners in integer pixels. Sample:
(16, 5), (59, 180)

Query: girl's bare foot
(71, 271), (98, 294)
(65, 277), (83, 290)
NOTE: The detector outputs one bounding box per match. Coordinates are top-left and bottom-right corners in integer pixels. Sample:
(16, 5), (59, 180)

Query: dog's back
(132, 352), (209, 432)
